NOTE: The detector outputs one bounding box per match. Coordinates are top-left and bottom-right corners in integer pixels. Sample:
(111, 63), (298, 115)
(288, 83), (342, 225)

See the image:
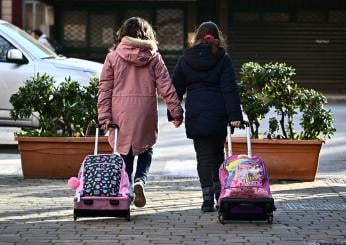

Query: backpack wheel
(125, 209), (131, 221)
(73, 209), (78, 221)
(218, 214), (225, 224)
(126, 214), (131, 221)
(267, 215), (273, 224)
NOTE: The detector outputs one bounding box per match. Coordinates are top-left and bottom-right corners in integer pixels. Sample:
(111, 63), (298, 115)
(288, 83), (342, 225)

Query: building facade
(0, 0), (22, 26)
(2, 0), (346, 91)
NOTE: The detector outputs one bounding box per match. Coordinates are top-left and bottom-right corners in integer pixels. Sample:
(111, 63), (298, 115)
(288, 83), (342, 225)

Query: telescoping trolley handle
(227, 121), (252, 158)
(94, 123), (119, 155)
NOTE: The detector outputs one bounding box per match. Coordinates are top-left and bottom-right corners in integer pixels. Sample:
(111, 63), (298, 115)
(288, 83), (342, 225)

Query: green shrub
(10, 73), (99, 137)
(238, 62), (335, 140)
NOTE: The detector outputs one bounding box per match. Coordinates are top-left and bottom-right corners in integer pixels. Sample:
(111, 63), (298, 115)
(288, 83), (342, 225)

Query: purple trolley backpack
(218, 122), (276, 224)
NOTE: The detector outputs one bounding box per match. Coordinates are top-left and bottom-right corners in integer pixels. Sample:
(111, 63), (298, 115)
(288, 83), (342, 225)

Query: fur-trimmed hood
(116, 36), (158, 66)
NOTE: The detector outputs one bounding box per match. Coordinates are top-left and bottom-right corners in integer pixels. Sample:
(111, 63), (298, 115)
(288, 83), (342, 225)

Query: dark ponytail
(201, 37), (220, 55)
(193, 21), (227, 55)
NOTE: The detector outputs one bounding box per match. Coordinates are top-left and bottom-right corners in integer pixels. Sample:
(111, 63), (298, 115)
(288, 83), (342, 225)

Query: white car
(0, 19), (103, 128)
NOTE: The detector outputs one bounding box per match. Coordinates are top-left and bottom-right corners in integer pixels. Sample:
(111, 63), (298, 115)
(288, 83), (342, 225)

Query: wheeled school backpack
(68, 123), (131, 221)
(218, 122), (276, 224)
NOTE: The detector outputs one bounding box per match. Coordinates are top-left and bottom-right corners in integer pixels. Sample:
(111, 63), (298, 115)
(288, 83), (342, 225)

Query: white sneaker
(133, 181), (146, 207)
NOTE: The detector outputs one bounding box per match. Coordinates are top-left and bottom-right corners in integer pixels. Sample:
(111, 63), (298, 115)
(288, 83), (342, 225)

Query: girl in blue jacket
(171, 21), (243, 212)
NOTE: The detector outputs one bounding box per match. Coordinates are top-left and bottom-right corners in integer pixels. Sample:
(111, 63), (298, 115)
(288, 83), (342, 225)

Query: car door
(0, 35), (35, 121)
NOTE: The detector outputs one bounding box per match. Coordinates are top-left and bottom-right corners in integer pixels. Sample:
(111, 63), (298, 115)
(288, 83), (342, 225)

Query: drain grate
(327, 178), (346, 184)
(286, 202), (346, 210)
(307, 241), (346, 245)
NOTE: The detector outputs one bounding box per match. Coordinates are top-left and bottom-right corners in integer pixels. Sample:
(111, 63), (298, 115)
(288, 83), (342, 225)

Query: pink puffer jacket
(98, 36), (183, 155)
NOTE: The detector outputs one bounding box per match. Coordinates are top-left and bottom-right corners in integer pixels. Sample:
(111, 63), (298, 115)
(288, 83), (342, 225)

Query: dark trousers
(193, 137), (225, 189)
(121, 147), (153, 185)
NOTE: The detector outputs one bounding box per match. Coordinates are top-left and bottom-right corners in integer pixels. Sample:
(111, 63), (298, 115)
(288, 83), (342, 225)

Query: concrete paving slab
(0, 176), (345, 244)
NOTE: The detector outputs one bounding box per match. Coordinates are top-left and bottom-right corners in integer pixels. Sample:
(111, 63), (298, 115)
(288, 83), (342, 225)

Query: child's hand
(101, 120), (111, 130)
(230, 121), (241, 127)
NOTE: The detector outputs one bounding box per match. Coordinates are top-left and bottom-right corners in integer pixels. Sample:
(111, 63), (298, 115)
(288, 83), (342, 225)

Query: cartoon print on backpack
(82, 155), (123, 197)
(222, 155), (269, 199)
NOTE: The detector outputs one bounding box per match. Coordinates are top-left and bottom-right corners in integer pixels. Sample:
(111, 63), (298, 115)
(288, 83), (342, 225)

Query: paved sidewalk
(0, 100), (345, 245)
(0, 175), (345, 245)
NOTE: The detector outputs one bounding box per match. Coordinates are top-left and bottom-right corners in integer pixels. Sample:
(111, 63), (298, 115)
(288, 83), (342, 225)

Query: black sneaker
(133, 181), (146, 207)
(201, 200), (215, 212)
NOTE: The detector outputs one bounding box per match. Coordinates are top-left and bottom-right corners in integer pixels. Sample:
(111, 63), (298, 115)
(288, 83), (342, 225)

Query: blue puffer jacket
(171, 43), (243, 139)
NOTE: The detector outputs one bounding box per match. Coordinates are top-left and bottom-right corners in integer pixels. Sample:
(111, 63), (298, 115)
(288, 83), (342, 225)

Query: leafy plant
(10, 73), (99, 137)
(268, 117), (280, 139)
(239, 62), (335, 140)
(298, 89), (336, 140)
(10, 74), (57, 136)
(82, 77), (99, 134)
(238, 62), (270, 138)
(263, 63), (301, 139)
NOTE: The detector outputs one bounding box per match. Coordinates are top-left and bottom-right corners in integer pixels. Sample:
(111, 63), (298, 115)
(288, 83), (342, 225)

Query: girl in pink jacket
(97, 17), (184, 208)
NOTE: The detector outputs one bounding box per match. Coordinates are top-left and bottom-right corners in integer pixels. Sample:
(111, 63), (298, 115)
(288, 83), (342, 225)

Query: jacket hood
(183, 43), (225, 71)
(116, 36), (158, 66)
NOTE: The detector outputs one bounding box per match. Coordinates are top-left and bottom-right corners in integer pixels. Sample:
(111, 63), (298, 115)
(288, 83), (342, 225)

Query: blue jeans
(121, 147), (153, 185)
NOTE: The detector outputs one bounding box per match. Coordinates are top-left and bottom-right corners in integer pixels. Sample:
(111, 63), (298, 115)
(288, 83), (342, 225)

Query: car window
(2, 23), (58, 59)
(0, 35), (15, 62)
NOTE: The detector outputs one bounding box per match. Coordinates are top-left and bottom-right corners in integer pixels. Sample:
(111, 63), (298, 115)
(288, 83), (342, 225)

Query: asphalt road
(0, 102), (345, 178)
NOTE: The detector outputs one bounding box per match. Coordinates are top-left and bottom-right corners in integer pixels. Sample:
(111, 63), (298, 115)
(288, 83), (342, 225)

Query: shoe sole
(134, 184), (146, 207)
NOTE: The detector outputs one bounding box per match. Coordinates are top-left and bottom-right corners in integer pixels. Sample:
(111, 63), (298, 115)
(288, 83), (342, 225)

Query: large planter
(16, 137), (112, 178)
(225, 138), (323, 181)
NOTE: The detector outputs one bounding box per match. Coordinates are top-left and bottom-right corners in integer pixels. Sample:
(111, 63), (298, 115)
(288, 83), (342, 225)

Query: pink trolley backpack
(68, 123), (131, 221)
(218, 122), (276, 224)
